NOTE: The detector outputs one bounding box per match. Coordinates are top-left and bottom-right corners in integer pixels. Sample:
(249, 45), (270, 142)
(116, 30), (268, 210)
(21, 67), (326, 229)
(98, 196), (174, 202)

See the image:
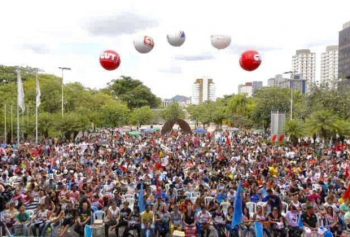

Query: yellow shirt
(269, 167), (278, 177)
(141, 211), (154, 224)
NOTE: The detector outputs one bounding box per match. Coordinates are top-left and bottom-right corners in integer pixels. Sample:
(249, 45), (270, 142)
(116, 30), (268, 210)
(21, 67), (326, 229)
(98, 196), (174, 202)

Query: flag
(346, 167), (350, 178)
(231, 181), (243, 229)
(36, 75), (41, 107)
(138, 183), (145, 213)
(343, 185), (350, 200)
(17, 70), (25, 111)
(298, 213), (304, 228)
(271, 134), (277, 142)
(254, 222), (264, 237)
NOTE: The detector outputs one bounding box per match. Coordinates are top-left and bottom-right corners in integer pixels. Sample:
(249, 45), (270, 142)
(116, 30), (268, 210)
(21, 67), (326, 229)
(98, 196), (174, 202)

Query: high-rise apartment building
(320, 45), (338, 86)
(292, 49), (316, 87)
(192, 77), (216, 105)
(338, 22), (350, 89)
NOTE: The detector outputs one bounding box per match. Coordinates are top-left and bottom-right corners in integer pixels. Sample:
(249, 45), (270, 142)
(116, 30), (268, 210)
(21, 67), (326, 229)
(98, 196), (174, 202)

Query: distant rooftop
(343, 21), (350, 29)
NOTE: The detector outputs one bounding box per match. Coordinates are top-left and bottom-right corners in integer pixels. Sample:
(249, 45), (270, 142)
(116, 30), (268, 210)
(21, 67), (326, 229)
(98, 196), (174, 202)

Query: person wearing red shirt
(309, 190), (321, 202)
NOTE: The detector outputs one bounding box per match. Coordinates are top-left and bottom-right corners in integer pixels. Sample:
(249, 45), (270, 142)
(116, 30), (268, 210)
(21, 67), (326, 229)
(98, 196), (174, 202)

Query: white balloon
(211, 35), (231, 50)
(133, 36), (154, 54)
(167, 31), (186, 47)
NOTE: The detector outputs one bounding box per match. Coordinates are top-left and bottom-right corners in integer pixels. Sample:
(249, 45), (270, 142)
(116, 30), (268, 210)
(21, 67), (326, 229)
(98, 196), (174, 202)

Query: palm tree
(283, 119), (306, 145)
(305, 110), (340, 144)
(228, 93), (249, 115)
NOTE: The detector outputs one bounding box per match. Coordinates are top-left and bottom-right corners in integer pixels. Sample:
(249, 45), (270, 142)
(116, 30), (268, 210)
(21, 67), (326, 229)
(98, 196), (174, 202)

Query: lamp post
(58, 67), (71, 117)
(283, 71), (298, 120)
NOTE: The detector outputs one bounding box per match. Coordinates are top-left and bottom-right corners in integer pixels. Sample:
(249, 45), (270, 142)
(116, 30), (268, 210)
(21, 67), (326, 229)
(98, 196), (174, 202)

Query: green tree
(305, 110), (340, 144)
(54, 112), (90, 140)
(251, 87), (290, 131)
(107, 76), (161, 109)
(283, 119), (306, 145)
(131, 106), (155, 126)
(102, 102), (130, 127)
(161, 102), (185, 120)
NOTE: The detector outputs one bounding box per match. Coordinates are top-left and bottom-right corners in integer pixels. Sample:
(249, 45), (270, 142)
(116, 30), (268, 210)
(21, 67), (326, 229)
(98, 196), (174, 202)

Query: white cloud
(0, 0), (349, 99)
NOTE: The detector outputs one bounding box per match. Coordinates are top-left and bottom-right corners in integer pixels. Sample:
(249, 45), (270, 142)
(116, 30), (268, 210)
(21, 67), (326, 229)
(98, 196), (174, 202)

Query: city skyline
(0, 0), (349, 99)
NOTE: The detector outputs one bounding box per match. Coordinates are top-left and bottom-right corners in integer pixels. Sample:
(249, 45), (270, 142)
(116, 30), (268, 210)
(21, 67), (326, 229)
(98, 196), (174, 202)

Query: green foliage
(102, 102), (130, 127)
(161, 102), (185, 120)
(0, 65), (162, 141)
(107, 76), (161, 109)
(251, 87), (290, 130)
(283, 119), (306, 145)
(130, 106), (155, 126)
(305, 110), (343, 142)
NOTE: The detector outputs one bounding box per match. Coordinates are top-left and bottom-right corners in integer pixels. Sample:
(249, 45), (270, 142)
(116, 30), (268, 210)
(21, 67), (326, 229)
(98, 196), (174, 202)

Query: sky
(0, 0), (349, 99)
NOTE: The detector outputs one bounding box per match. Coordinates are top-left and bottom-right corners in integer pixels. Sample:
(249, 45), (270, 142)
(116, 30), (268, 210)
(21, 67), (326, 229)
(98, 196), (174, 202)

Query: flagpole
(17, 101), (19, 148)
(11, 105), (13, 143)
(35, 98), (38, 144)
(4, 104), (6, 143)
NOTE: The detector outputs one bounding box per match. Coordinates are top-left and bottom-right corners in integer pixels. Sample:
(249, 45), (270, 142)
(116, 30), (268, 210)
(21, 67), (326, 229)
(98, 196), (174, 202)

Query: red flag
(156, 176), (161, 197)
(278, 135), (285, 143)
(272, 134), (277, 142)
(226, 136), (231, 147)
(346, 167), (350, 178)
(344, 185), (350, 200)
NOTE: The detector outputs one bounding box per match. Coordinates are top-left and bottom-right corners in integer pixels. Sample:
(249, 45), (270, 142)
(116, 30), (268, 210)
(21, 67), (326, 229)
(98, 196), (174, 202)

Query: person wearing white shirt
(285, 205), (303, 236)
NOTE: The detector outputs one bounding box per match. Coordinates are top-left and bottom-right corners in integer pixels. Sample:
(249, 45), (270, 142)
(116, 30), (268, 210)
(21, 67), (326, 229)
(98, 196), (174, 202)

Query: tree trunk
(291, 135), (298, 146)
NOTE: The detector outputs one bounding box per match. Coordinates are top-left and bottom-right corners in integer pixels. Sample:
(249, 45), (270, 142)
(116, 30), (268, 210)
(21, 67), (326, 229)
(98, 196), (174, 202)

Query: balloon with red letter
(99, 50), (121, 71)
(239, 50), (262, 71)
(134, 36), (154, 54)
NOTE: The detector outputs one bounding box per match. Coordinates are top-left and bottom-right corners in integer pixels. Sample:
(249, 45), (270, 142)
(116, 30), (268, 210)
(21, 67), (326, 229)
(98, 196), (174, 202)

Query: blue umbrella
(144, 128), (154, 133)
(195, 128), (207, 133)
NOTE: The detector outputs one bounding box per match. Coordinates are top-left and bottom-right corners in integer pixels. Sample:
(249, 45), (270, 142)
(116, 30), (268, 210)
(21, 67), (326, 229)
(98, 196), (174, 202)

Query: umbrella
(144, 128), (154, 133)
(98, 140), (109, 146)
(195, 128), (207, 133)
(129, 131), (142, 136)
(228, 127), (240, 131)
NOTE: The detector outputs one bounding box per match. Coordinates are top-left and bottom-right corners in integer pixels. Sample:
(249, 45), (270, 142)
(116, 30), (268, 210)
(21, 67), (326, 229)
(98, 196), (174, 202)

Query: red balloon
(99, 50), (121, 71)
(239, 50), (262, 71)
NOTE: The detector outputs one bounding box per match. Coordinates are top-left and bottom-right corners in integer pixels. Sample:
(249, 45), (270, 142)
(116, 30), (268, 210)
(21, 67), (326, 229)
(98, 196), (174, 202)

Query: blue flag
(84, 225), (92, 237)
(231, 181), (243, 229)
(138, 183), (145, 213)
(298, 213), (303, 228)
(254, 222), (264, 237)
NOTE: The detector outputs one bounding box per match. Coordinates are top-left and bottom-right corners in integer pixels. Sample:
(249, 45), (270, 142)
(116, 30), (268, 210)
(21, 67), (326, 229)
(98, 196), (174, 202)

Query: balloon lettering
(100, 53), (116, 61)
(254, 54), (261, 61)
(144, 36), (154, 47)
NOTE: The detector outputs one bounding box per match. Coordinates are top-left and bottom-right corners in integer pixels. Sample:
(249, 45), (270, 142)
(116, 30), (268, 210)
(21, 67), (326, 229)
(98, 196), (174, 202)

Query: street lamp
(283, 71), (298, 120)
(58, 67), (71, 117)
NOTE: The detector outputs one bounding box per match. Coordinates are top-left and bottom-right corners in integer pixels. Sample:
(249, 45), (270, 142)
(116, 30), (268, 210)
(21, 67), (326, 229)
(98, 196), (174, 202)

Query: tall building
(338, 21), (350, 89)
(292, 49), (316, 87)
(268, 74), (306, 94)
(237, 81), (262, 97)
(252, 81), (263, 90)
(268, 74), (289, 87)
(320, 45), (338, 86)
(192, 77), (216, 105)
(238, 82), (253, 97)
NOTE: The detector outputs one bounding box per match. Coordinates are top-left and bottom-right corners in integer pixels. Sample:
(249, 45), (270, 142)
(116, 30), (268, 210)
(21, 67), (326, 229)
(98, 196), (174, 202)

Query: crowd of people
(0, 127), (349, 237)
